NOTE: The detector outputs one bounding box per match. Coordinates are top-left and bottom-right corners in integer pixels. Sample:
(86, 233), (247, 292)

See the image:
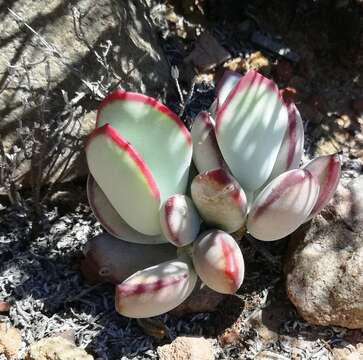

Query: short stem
(232, 224), (247, 244)
(176, 244), (194, 263)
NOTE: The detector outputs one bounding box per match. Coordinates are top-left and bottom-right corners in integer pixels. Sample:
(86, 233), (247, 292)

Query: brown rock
(52, 329), (76, 344)
(171, 283), (225, 316)
(255, 350), (287, 359)
(0, 302), (11, 313)
(0, 324), (22, 359)
(185, 32), (231, 72)
(332, 344), (363, 360)
(332, 331), (363, 360)
(136, 318), (168, 339)
(248, 302), (293, 343)
(285, 176), (363, 329)
(1, 0), (172, 193)
(26, 336), (93, 360)
(336, 114), (352, 129)
(157, 336), (214, 360)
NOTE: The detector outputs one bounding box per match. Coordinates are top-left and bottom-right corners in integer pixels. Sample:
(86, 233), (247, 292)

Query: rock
(285, 176), (363, 329)
(157, 336), (214, 360)
(185, 32), (231, 72)
(26, 336), (93, 360)
(250, 31), (300, 63)
(248, 302), (293, 343)
(0, 324), (22, 359)
(136, 318), (168, 339)
(52, 330), (76, 344)
(0, 302), (11, 313)
(255, 351), (289, 359)
(171, 283), (225, 316)
(1, 0), (171, 193)
(332, 330), (363, 360)
(336, 114), (352, 129)
(332, 344), (363, 360)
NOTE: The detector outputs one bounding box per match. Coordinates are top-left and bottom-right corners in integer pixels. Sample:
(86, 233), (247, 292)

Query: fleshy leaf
(87, 175), (168, 244)
(216, 71), (242, 109)
(86, 124), (161, 235)
(269, 102), (304, 180)
(115, 259), (197, 318)
(192, 230), (244, 294)
(97, 90), (192, 202)
(191, 168), (247, 233)
(303, 154), (341, 220)
(247, 169), (319, 241)
(81, 233), (176, 284)
(216, 70), (289, 192)
(191, 111), (228, 173)
(160, 194), (201, 247)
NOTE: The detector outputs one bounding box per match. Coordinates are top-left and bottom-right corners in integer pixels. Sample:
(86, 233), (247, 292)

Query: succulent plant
(84, 70), (341, 319)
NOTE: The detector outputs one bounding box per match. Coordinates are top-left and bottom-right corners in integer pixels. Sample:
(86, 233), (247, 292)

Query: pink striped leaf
(303, 154), (341, 220)
(97, 90), (192, 202)
(216, 70), (289, 192)
(215, 70), (242, 110)
(115, 259), (197, 318)
(87, 175), (168, 244)
(269, 103), (304, 180)
(192, 230), (244, 294)
(160, 194), (201, 247)
(86, 124), (161, 235)
(247, 169), (320, 241)
(191, 111), (228, 173)
(191, 168), (248, 233)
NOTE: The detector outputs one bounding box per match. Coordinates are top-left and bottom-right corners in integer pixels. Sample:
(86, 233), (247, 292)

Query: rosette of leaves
(84, 70), (341, 319)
